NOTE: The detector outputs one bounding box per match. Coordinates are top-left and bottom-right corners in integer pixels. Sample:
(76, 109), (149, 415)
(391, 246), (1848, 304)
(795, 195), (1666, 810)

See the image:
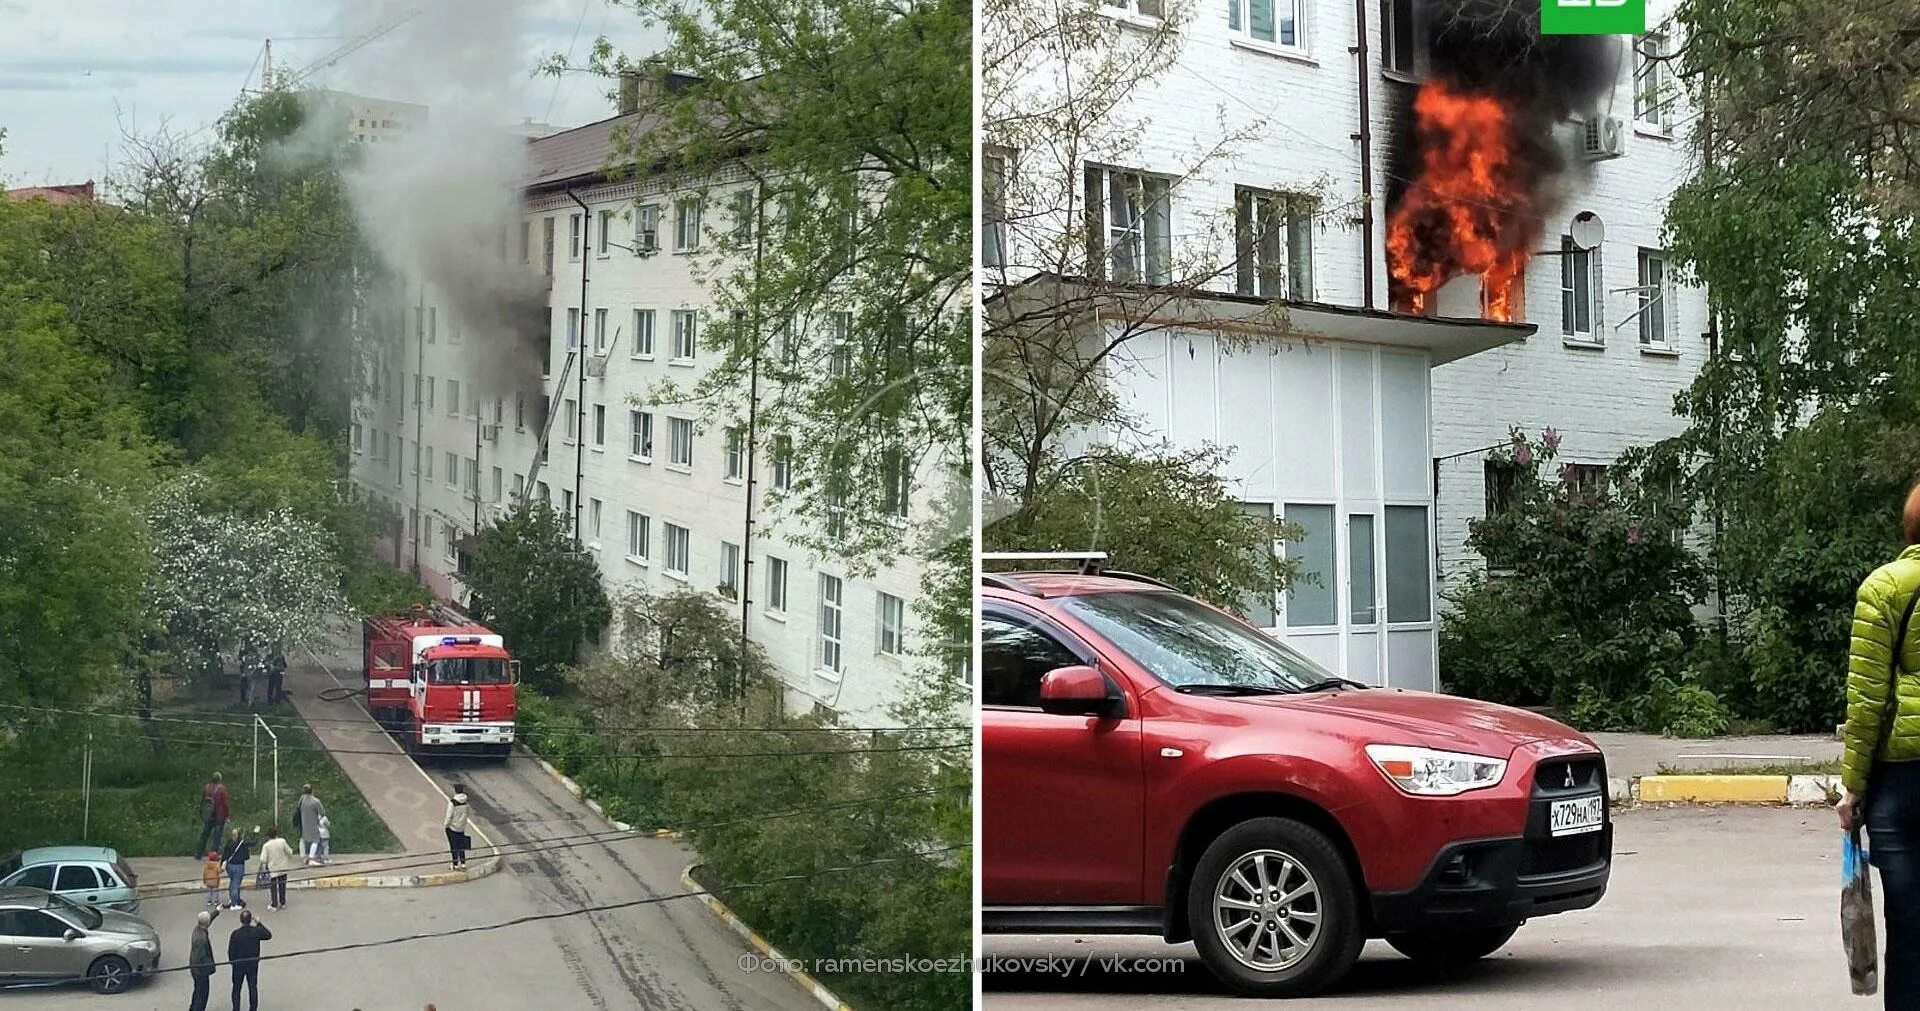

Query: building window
(818, 574), (845, 674)
(428, 306), (437, 343)
(1098, 0), (1164, 18)
(635, 205), (660, 252)
(1234, 503), (1278, 627)
(444, 523), (458, 563)
(513, 473), (524, 501)
(464, 457), (478, 497)
(519, 220), (531, 264)
(1560, 235), (1601, 340)
(771, 435), (794, 490)
(1283, 503), (1335, 627)
(668, 417), (694, 467)
(1563, 462), (1608, 497)
(563, 398), (578, 442)
(592, 404), (606, 448)
(725, 428), (745, 480)
(629, 410), (654, 460)
(447, 379), (460, 417)
(671, 310), (698, 361)
(351, 423), (363, 454)
(1383, 505), (1431, 622)
(569, 213), (583, 261)
(561, 488), (573, 520)
(515, 393), (526, 431)
(767, 557), (789, 612)
(626, 511), (650, 561)
(424, 445), (434, 480)
(1634, 32), (1674, 133)
(597, 209), (613, 255)
(1234, 188), (1314, 299)
(631, 309), (655, 357)
(881, 448), (910, 520)
(543, 216), (556, 275)
(720, 541), (741, 598)
(1381, 0), (1416, 75)
(445, 451), (459, 487)
(1084, 165), (1171, 285)
(1229, 0), (1305, 49)
(491, 466), (503, 502)
(983, 150), (1009, 269)
(674, 198), (703, 251)
(425, 377), (435, 411)
(1349, 513), (1377, 624)
(1637, 248), (1671, 346)
(665, 523), (691, 576)
(878, 592), (906, 655)
(593, 308), (608, 353)
(589, 498), (603, 544)
(536, 480), (549, 503)
(566, 308), (580, 350)
(730, 189), (754, 243)
(827, 311), (852, 376)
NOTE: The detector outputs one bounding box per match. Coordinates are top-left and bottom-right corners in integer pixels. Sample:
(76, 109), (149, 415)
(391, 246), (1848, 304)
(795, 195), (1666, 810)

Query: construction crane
(260, 7), (421, 92)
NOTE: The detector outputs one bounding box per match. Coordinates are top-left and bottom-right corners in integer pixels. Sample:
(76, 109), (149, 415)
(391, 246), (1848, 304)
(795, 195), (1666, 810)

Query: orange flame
(1386, 81), (1539, 322)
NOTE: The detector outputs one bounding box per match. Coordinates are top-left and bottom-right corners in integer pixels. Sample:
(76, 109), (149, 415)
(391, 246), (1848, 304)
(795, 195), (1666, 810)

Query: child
(201, 851), (222, 909)
(316, 812), (331, 865)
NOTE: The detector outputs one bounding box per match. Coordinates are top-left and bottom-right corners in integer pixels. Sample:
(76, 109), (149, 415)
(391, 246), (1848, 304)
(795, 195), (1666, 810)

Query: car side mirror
(1038, 665), (1122, 718)
(63, 928), (80, 942)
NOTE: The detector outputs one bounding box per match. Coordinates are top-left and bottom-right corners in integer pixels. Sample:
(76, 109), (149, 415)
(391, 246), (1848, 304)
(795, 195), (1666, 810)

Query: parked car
(0, 886), (159, 993)
(980, 570), (1612, 997)
(0, 848), (140, 913)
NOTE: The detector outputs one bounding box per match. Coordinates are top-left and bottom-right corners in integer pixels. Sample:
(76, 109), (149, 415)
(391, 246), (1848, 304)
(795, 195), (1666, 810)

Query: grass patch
(0, 700), (398, 858)
(1655, 759), (1843, 777)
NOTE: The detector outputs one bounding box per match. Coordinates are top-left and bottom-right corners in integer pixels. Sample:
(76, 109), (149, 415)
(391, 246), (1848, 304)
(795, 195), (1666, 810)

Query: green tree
(461, 502), (612, 690)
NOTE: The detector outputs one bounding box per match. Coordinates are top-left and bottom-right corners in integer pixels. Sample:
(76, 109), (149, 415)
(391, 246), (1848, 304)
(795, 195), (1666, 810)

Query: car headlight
(125, 939), (157, 952)
(1365, 744), (1508, 796)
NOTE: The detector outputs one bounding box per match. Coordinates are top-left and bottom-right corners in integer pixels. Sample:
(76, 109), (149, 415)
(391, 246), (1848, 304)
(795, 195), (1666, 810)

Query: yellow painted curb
(1638, 774), (1790, 804)
(683, 865), (856, 1011)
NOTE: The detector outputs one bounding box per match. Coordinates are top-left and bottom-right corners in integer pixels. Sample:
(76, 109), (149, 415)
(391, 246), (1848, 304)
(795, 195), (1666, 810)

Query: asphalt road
(982, 806), (1863, 1009)
(9, 751), (820, 1010)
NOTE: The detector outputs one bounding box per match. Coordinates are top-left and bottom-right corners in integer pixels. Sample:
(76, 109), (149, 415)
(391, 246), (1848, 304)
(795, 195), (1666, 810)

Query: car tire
(1386, 923), (1521, 965)
(1185, 817), (1364, 998)
(87, 954), (132, 994)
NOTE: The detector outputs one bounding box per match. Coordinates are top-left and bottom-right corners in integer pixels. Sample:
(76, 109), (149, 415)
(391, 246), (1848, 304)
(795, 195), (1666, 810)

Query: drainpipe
(412, 281), (425, 578)
(1352, 0), (1377, 309)
(741, 180), (768, 717)
(567, 190), (590, 544)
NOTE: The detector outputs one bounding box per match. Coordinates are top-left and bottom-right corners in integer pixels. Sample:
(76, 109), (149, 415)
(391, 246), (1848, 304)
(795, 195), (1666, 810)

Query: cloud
(0, 75), (88, 93)
(1, 55), (252, 76)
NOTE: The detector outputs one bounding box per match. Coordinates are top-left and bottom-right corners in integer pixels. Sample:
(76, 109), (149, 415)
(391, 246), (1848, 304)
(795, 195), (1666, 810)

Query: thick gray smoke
(330, 0), (552, 403)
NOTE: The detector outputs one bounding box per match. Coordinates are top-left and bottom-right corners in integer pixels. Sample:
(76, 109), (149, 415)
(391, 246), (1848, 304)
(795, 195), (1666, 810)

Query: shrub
(1438, 577), (1558, 706)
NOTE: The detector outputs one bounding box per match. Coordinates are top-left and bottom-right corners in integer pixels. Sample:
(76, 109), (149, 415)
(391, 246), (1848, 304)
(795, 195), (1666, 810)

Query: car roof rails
(980, 551), (1109, 574)
(1096, 570), (1178, 591)
(981, 573), (1042, 596)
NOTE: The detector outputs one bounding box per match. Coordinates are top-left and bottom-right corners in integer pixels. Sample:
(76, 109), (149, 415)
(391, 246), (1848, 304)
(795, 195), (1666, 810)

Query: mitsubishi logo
(1565, 766), (1577, 789)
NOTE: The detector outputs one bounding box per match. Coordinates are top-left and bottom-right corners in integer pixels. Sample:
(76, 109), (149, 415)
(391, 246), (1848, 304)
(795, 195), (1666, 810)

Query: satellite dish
(1569, 211), (1605, 251)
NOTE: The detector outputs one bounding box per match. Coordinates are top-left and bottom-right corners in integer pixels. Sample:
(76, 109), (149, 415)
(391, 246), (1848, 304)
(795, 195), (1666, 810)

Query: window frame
(664, 522), (691, 578)
(1083, 164), (1173, 285)
(1634, 31), (1675, 134)
(1227, 0), (1309, 54)
(767, 556), (789, 614)
(878, 592), (906, 656)
(1559, 235), (1603, 342)
(631, 308), (656, 358)
(625, 510), (651, 563)
(818, 573), (846, 677)
(670, 309), (698, 362)
(1637, 247), (1674, 348)
(629, 409), (654, 462)
(668, 416), (695, 469)
(673, 197), (703, 252)
(1234, 186), (1314, 300)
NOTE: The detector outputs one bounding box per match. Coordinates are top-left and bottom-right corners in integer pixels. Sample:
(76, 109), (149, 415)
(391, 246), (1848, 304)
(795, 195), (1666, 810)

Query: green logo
(1540, 0), (1645, 35)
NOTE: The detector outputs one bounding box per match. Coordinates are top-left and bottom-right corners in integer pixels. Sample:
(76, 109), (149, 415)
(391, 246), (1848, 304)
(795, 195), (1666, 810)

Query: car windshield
(47, 892), (101, 930)
(1058, 591), (1334, 692)
(427, 657), (509, 685)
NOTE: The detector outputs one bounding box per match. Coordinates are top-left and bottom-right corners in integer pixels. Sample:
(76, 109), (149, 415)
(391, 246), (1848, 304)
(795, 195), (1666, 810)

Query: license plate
(1549, 795), (1605, 837)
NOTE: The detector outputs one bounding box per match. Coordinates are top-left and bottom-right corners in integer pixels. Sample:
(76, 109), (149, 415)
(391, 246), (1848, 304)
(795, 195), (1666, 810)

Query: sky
(0, 0), (670, 187)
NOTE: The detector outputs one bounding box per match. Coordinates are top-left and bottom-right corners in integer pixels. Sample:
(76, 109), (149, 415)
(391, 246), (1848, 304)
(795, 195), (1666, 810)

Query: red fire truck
(362, 604), (519, 758)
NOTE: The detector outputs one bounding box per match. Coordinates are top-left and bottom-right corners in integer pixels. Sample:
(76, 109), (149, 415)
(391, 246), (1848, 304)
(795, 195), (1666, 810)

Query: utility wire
(131, 785), (967, 891)
(0, 702), (969, 737)
(60, 726), (969, 761)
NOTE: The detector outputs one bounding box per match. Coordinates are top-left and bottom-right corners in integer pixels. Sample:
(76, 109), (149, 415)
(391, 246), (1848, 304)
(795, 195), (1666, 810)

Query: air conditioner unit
(481, 424), (501, 441)
(1580, 116), (1626, 160)
(584, 355), (608, 378)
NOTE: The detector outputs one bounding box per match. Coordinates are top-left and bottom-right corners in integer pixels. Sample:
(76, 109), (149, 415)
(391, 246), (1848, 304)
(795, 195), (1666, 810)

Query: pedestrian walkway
(1591, 730), (1841, 782)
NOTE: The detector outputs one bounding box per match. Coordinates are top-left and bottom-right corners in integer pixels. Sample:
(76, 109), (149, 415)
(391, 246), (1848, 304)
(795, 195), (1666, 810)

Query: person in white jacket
(444, 785), (472, 869)
(258, 827), (298, 911)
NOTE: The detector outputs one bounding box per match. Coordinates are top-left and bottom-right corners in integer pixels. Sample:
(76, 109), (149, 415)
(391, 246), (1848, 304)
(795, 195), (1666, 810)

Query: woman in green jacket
(1839, 483), (1920, 1008)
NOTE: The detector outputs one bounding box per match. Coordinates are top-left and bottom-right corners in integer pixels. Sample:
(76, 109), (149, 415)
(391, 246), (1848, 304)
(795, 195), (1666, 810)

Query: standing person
(201, 851), (222, 910)
(443, 784), (471, 869)
(196, 772), (229, 857)
(315, 811), (331, 866)
(1840, 479), (1920, 1010)
(226, 909), (271, 1011)
(295, 785), (326, 866)
(188, 908), (219, 1011)
(236, 644), (255, 706)
(265, 644), (286, 705)
(258, 828), (296, 911)
(220, 827), (252, 910)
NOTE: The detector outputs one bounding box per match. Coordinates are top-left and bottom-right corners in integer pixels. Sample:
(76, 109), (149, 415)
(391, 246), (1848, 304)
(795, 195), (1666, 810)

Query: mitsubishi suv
(980, 570), (1611, 997)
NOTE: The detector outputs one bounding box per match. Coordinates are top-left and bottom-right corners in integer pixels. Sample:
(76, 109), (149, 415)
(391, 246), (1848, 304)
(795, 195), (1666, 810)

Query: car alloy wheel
(1212, 848), (1323, 972)
(88, 955), (131, 994)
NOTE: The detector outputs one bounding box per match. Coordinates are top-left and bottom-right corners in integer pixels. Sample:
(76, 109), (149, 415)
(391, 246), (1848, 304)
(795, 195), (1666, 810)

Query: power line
(59, 726), (969, 761)
(0, 702), (969, 737)
(133, 785), (967, 891)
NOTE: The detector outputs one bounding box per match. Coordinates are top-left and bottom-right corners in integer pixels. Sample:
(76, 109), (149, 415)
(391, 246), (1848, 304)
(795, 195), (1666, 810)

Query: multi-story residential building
(349, 84), (935, 724)
(986, 0), (1702, 689)
(311, 89), (427, 147)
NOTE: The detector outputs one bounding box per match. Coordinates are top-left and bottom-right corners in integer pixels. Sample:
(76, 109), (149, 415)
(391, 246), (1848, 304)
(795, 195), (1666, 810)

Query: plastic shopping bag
(256, 865), (271, 891)
(1844, 830), (1879, 996)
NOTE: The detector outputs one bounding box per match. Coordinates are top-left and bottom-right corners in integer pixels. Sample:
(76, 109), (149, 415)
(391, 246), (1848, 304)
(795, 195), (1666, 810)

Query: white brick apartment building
(987, 0), (1702, 688)
(349, 96), (937, 724)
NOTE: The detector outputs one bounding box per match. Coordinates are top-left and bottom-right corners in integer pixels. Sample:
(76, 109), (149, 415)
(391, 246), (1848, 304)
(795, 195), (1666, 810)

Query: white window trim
(629, 410), (654, 464)
(1635, 247), (1678, 351)
(630, 308), (656, 360)
(625, 511), (651, 565)
(667, 417), (695, 471)
(1227, 0), (1310, 59)
(663, 523), (692, 580)
(1633, 31), (1676, 136)
(670, 310), (698, 365)
(765, 557), (789, 620)
(1560, 235), (1605, 346)
(817, 573), (845, 680)
(877, 592), (906, 658)
(1094, 0), (1163, 29)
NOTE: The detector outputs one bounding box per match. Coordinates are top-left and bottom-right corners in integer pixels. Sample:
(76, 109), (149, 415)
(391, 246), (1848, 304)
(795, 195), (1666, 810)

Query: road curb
(682, 863), (854, 1011)
(136, 851), (501, 898)
(524, 749), (683, 839)
(1630, 773), (1841, 806)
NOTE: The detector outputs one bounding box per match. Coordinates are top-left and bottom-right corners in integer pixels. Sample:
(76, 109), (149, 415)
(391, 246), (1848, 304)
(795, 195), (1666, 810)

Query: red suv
(981, 570), (1611, 997)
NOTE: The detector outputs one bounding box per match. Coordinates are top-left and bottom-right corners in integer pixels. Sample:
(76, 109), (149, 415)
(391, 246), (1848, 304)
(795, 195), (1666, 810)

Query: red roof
(6, 181), (96, 205)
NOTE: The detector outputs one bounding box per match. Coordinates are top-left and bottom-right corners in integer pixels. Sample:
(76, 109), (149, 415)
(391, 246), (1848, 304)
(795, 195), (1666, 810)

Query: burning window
(1084, 165), (1171, 285)
(1228, 0), (1303, 49)
(1559, 235), (1601, 340)
(1381, 0), (1417, 76)
(1234, 187), (1314, 300)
